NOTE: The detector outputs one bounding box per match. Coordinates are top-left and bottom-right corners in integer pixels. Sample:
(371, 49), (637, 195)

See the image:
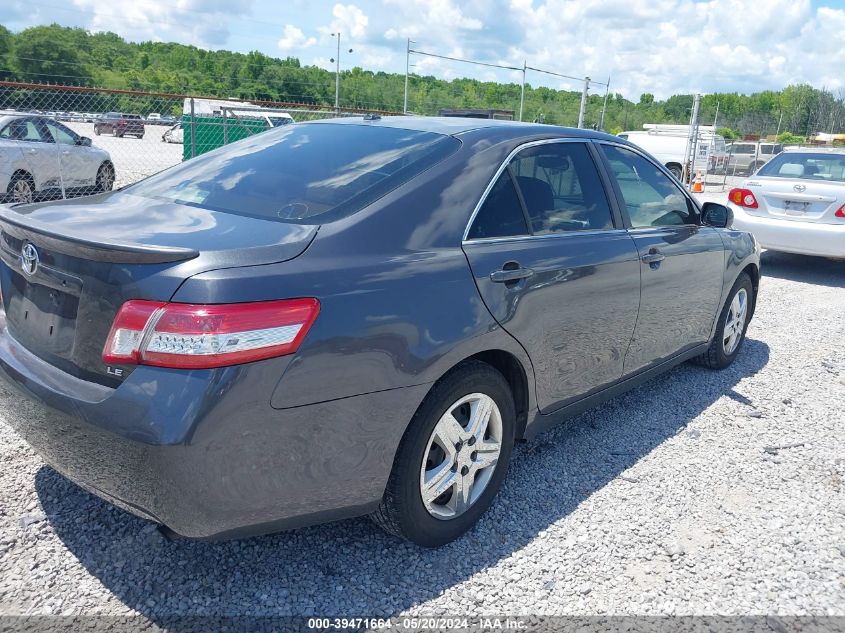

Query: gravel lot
(65, 121), (182, 189)
(0, 210), (844, 621)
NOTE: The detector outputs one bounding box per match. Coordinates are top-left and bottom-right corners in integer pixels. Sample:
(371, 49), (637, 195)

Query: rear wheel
(693, 273), (753, 369)
(94, 126), (101, 136)
(372, 361), (515, 547)
(747, 161), (763, 175)
(7, 173), (35, 204)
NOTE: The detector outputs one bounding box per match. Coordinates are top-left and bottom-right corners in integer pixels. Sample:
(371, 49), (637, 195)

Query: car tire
(94, 126), (101, 136)
(693, 273), (754, 370)
(96, 162), (115, 193)
(371, 360), (515, 547)
(7, 172), (36, 204)
(747, 161), (763, 175)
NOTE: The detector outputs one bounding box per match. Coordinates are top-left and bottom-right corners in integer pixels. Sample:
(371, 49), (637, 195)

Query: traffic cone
(692, 171), (703, 193)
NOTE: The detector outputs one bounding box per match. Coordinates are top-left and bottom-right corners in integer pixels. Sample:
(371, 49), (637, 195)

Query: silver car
(725, 141), (783, 175)
(0, 114), (115, 203)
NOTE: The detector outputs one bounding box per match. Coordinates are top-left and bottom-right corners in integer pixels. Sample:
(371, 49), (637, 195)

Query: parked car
(147, 113), (162, 124)
(160, 115), (178, 126)
(0, 113), (115, 203)
(619, 125), (727, 180)
(728, 147), (845, 258)
(0, 118), (759, 547)
(94, 112), (145, 138)
(161, 122), (183, 144)
(725, 142), (783, 175)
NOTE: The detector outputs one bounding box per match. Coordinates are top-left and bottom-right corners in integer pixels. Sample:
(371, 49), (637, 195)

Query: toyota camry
(0, 117), (760, 547)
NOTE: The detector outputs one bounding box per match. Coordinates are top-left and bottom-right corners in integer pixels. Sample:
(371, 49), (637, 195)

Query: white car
(162, 122), (184, 144)
(0, 114), (115, 204)
(727, 148), (845, 258)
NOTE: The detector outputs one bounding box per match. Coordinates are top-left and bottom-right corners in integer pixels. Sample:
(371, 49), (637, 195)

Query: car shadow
(35, 338), (769, 623)
(760, 250), (845, 288)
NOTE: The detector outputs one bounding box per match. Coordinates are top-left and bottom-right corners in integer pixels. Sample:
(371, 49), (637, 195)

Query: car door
(462, 139), (641, 413)
(596, 143), (725, 376)
(43, 119), (94, 194)
(5, 117), (60, 193)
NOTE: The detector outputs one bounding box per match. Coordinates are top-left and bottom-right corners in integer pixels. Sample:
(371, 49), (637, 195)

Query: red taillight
(835, 203), (845, 218)
(728, 188), (759, 209)
(102, 299), (320, 369)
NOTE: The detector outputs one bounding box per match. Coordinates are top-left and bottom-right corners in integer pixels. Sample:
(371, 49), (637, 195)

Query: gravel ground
(0, 250), (844, 623)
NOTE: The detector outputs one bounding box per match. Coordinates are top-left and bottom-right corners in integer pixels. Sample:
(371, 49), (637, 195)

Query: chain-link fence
(0, 81), (399, 203)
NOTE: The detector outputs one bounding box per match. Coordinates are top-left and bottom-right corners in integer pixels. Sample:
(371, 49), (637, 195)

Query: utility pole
(598, 74), (611, 131)
(519, 60), (526, 122)
(404, 38), (412, 114)
(684, 93), (701, 191)
(330, 32), (352, 114)
(577, 76), (590, 128)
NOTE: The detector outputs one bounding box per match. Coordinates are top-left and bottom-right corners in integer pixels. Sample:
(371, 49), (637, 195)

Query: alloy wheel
(722, 288), (748, 355)
(98, 165), (115, 192)
(11, 179), (33, 204)
(420, 393), (503, 520)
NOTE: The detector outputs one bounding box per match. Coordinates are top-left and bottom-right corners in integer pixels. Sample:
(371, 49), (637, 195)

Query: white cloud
(277, 24), (317, 51)
(319, 3), (369, 40)
(71, 0), (254, 47)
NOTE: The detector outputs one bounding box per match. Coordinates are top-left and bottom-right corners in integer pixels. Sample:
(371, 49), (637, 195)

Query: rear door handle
(641, 251), (666, 264)
(490, 267), (534, 283)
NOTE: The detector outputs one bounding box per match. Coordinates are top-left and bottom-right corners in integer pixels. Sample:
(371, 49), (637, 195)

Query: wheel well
(741, 263), (760, 318)
(8, 170), (34, 190)
(465, 350), (530, 440)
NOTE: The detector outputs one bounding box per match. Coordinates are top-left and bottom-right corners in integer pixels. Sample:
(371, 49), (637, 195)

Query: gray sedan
(0, 117), (759, 547)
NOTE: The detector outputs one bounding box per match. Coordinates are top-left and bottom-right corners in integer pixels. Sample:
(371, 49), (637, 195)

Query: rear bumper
(730, 205), (845, 258)
(0, 315), (428, 538)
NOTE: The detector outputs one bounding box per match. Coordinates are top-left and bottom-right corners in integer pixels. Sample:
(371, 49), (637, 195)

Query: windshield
(757, 152), (845, 182)
(127, 123), (460, 223)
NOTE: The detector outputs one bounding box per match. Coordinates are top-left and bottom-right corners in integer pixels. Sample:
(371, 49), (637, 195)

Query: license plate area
(1, 262), (83, 356)
(783, 200), (809, 215)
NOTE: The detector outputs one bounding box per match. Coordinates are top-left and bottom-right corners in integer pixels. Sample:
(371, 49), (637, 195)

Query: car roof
(309, 115), (620, 141)
(782, 146), (845, 154)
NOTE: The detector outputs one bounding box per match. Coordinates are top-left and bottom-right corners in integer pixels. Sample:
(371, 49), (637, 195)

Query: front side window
(466, 172), (529, 240)
(128, 123), (461, 223)
(44, 120), (77, 146)
(509, 142), (614, 233)
(601, 145), (698, 228)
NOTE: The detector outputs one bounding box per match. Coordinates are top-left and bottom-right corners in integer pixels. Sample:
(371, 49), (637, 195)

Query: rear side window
(128, 123), (461, 223)
(509, 143), (613, 233)
(466, 172), (529, 240)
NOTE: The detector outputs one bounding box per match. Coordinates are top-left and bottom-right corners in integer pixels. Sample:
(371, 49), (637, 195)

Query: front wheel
(96, 162), (115, 192)
(7, 173), (35, 204)
(693, 273), (753, 369)
(371, 361), (515, 547)
(666, 164), (683, 180)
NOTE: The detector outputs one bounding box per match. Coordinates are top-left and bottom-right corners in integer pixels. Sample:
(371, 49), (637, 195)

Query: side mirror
(77, 136), (92, 147)
(702, 202), (733, 228)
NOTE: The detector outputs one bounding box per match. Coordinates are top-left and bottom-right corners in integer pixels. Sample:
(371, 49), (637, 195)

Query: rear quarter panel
(172, 129), (538, 412)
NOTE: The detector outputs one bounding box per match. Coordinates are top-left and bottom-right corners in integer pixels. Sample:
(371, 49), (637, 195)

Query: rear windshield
(758, 152), (845, 182)
(127, 123), (460, 223)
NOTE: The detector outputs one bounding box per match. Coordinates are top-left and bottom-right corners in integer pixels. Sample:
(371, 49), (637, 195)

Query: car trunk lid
(747, 177), (845, 224)
(0, 191), (317, 386)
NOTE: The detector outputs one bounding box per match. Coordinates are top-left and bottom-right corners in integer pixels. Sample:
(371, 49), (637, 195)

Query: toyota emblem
(20, 242), (39, 277)
(793, 184), (806, 193)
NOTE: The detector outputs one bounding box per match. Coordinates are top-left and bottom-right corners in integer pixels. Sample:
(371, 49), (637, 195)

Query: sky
(4, 0), (845, 100)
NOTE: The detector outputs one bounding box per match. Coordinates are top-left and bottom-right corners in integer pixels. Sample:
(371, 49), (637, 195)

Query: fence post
(223, 108), (228, 145)
(578, 77), (590, 128)
(189, 97), (197, 159)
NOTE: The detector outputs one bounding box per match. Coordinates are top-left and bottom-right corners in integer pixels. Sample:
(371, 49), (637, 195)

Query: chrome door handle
(641, 251), (665, 264)
(490, 267), (534, 283)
